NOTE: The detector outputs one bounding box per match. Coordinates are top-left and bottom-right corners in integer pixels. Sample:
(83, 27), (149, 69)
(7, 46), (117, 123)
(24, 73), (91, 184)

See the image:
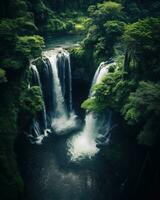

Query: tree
(123, 17), (160, 81)
(83, 1), (125, 61)
(88, 1), (124, 26)
(20, 86), (43, 116)
(122, 81), (160, 146)
(15, 35), (44, 59)
(122, 81), (160, 123)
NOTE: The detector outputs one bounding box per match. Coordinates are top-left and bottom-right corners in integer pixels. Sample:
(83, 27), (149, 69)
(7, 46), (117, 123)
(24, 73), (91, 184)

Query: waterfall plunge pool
(18, 127), (125, 200)
(29, 47), (115, 161)
(18, 38), (130, 200)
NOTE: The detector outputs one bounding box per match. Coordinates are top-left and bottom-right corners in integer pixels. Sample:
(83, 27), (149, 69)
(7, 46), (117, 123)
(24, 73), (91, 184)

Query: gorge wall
(0, 0), (160, 200)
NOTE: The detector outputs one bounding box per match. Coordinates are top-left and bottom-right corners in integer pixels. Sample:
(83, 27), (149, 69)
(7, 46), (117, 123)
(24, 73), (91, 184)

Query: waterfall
(29, 48), (77, 142)
(29, 46), (115, 149)
(43, 48), (77, 134)
(68, 61), (116, 161)
(46, 52), (68, 119)
(29, 64), (48, 144)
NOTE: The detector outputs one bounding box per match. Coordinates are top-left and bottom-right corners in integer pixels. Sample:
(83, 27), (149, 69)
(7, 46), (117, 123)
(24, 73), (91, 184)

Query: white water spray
(44, 49), (77, 134)
(68, 61), (116, 161)
(29, 63), (48, 144)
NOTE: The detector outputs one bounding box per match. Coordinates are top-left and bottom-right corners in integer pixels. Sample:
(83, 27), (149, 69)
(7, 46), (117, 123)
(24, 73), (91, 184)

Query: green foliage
(70, 46), (85, 58)
(122, 81), (160, 146)
(88, 1), (124, 23)
(104, 20), (125, 39)
(70, 45), (96, 82)
(1, 58), (24, 70)
(44, 18), (66, 34)
(81, 97), (106, 112)
(81, 14), (160, 148)
(0, 101), (18, 137)
(15, 17), (38, 35)
(16, 35), (44, 59)
(0, 0), (160, 198)
(82, 65), (135, 111)
(124, 18), (160, 52)
(124, 1), (160, 21)
(0, 76), (24, 199)
(0, 19), (17, 48)
(122, 81), (160, 124)
(58, 11), (89, 34)
(65, 20), (75, 32)
(0, 17), (44, 71)
(0, 5), (87, 199)
(70, 45), (89, 70)
(82, 1), (125, 62)
(20, 86), (43, 116)
(0, 68), (7, 83)
(123, 18), (160, 80)
(85, 74), (160, 147)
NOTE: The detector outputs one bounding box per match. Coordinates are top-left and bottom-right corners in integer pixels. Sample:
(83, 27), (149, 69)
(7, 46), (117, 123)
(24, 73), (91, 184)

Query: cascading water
(43, 48), (77, 134)
(68, 61), (116, 161)
(29, 63), (48, 144)
(29, 48), (77, 142)
(29, 46), (115, 151)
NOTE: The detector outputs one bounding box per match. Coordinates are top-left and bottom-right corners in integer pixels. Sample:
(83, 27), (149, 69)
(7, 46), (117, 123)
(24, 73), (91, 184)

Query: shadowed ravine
(1, 2), (159, 200)
(17, 38), (125, 200)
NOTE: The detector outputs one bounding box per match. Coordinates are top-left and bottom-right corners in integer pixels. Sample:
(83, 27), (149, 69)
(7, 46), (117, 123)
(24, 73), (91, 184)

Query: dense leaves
(0, 0), (160, 199)
(123, 81), (160, 124)
(82, 1), (125, 65)
(16, 35), (44, 59)
(122, 81), (160, 146)
(123, 17), (160, 80)
(82, 4), (160, 147)
(20, 86), (43, 116)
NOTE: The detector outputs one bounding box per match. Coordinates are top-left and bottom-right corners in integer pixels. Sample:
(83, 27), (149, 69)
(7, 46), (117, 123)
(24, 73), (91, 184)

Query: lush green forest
(0, 0), (160, 200)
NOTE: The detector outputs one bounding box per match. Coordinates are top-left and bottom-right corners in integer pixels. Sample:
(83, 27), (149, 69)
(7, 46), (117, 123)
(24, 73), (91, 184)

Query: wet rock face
(72, 77), (90, 118)
(72, 67), (89, 82)
(34, 56), (89, 119)
(70, 62), (91, 118)
(69, 46), (95, 118)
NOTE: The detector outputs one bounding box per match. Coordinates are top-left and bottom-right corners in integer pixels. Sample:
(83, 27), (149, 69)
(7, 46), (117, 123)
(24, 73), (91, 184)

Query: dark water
(45, 35), (84, 49)
(17, 131), (126, 200)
